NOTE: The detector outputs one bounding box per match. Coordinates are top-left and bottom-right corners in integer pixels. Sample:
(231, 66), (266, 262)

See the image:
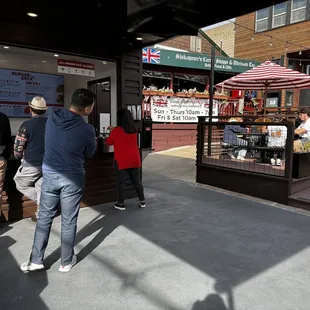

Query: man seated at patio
(294, 108), (310, 152)
(223, 117), (249, 160)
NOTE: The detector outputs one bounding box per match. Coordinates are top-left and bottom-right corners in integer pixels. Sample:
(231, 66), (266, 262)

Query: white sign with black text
(150, 96), (218, 123)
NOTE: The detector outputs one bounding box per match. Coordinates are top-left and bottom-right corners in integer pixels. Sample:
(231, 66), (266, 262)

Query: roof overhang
(0, 0), (285, 58)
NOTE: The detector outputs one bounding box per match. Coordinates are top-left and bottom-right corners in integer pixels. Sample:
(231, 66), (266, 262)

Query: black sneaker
(139, 201), (146, 208)
(114, 204), (126, 211)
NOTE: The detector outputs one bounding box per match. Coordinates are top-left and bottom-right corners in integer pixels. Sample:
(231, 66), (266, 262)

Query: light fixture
(27, 12), (38, 18)
(102, 61), (107, 64)
(136, 37), (143, 41)
(42, 60), (46, 63)
(54, 54), (59, 57)
(251, 36), (255, 41)
(299, 50), (302, 55)
(3, 46), (9, 49)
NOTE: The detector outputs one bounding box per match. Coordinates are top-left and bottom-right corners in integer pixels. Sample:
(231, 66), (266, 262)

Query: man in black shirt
(0, 112), (12, 219)
(13, 97), (47, 221)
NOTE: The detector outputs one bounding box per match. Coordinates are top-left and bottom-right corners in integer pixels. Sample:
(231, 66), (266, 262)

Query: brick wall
(159, 34), (215, 54)
(159, 36), (190, 51)
(205, 23), (235, 57)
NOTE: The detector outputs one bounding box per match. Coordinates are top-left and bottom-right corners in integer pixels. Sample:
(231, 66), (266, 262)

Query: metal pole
(207, 45), (215, 156)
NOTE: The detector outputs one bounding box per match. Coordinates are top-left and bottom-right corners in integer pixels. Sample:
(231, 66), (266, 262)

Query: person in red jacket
(106, 108), (146, 210)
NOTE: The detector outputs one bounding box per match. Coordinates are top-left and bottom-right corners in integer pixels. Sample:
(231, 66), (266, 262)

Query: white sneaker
(228, 152), (235, 159)
(20, 261), (44, 272)
(59, 254), (77, 273)
(139, 201), (146, 208)
(114, 204), (126, 211)
(270, 158), (276, 166)
(276, 159), (282, 166)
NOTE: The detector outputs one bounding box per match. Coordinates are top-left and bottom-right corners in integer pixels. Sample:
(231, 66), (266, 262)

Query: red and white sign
(57, 59), (95, 77)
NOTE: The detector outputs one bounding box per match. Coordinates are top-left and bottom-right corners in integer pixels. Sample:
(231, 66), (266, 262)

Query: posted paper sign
(57, 59), (95, 77)
(150, 96), (218, 123)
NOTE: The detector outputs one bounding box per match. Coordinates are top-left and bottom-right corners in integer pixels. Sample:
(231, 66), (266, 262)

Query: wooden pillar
(117, 50), (143, 111)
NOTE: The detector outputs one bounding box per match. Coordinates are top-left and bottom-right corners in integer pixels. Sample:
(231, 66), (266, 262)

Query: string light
(230, 20), (310, 53)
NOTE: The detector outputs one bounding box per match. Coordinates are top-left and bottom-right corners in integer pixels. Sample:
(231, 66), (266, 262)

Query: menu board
(0, 69), (64, 118)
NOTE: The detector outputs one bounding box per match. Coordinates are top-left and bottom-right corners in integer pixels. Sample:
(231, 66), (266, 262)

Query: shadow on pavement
(3, 169), (310, 309)
(192, 293), (228, 310)
(0, 225), (49, 310)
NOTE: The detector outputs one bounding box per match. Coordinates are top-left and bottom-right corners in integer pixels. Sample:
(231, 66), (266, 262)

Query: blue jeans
(30, 172), (85, 266)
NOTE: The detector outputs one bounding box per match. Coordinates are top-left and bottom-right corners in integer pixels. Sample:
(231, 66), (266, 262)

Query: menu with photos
(0, 68), (64, 117)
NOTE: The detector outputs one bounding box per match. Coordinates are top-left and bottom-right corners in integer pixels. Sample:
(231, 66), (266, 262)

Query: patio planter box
(292, 153), (310, 179)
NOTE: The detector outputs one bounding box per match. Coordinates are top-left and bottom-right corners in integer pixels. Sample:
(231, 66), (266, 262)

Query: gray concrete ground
(143, 152), (196, 184)
(1, 154), (310, 310)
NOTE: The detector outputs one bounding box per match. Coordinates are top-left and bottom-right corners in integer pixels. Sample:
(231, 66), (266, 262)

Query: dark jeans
(115, 162), (145, 204)
(30, 172), (85, 266)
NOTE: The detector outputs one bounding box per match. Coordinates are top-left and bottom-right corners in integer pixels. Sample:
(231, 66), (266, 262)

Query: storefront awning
(142, 48), (260, 74)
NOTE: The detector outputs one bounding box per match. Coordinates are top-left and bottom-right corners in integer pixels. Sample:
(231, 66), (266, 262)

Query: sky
(202, 18), (236, 31)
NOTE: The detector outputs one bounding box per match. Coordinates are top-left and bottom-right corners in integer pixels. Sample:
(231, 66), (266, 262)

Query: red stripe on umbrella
(216, 61), (310, 91)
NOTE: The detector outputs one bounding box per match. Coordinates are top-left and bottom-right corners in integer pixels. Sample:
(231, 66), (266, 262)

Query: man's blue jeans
(30, 172), (85, 266)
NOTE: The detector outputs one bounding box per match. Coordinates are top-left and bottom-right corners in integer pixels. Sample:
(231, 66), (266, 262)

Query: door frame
(87, 77), (111, 133)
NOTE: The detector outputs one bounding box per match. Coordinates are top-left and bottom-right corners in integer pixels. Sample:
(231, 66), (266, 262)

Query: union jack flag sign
(142, 48), (160, 64)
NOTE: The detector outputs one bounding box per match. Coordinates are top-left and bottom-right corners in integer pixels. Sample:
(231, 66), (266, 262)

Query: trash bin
(141, 117), (152, 149)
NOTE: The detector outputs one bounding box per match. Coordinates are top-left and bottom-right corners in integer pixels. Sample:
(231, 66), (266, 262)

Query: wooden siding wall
(152, 123), (197, 151)
(235, 13), (310, 62)
(235, 13), (310, 108)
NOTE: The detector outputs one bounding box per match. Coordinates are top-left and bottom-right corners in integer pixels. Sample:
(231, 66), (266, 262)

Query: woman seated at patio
(294, 108), (310, 152)
(253, 109), (272, 133)
(223, 117), (249, 160)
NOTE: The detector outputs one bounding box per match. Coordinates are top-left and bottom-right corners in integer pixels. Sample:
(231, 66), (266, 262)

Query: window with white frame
(272, 2), (287, 28)
(256, 8), (269, 32)
(190, 36), (202, 53)
(290, 0), (306, 23)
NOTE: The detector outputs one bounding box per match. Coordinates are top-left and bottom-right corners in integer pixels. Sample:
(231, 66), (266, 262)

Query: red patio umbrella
(215, 60), (310, 107)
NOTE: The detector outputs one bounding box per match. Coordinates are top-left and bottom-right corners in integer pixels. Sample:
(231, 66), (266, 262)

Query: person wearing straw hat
(13, 96), (48, 221)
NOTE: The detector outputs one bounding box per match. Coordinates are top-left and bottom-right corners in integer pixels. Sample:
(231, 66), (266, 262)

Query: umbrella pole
(207, 45), (215, 156)
(263, 84), (268, 116)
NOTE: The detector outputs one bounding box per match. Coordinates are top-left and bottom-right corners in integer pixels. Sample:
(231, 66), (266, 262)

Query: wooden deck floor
(289, 188), (310, 203)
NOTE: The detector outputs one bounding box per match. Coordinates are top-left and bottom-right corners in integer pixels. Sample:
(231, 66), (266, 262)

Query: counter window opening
(87, 77), (111, 135)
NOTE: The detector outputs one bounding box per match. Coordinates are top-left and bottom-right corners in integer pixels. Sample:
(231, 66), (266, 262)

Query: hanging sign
(142, 48), (260, 73)
(57, 59), (95, 77)
(150, 96), (218, 123)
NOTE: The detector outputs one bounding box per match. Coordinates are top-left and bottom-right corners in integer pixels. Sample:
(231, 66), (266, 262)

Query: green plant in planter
(303, 140), (310, 153)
